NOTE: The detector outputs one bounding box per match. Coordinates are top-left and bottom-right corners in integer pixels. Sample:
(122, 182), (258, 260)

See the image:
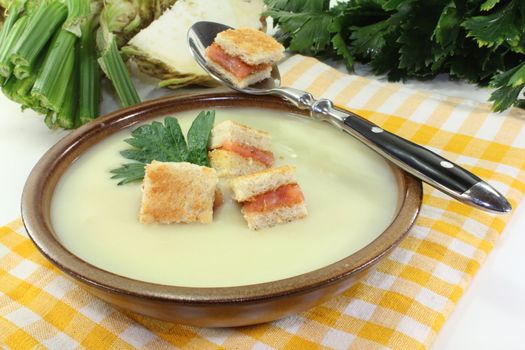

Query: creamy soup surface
(52, 108), (399, 287)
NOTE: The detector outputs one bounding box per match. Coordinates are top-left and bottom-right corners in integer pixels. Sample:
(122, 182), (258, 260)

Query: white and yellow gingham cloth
(1, 55), (525, 349)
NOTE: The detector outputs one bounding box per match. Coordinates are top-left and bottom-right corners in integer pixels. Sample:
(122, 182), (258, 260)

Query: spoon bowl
(188, 21), (281, 94)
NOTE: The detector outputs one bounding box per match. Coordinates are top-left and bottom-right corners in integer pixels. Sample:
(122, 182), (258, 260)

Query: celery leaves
(489, 62), (525, 112)
(265, 0), (525, 112)
(463, 1), (521, 49)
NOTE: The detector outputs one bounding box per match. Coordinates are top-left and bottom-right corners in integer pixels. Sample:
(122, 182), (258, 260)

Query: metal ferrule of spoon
(188, 21), (512, 214)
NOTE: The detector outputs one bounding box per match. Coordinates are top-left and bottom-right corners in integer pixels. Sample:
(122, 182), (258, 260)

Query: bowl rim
(21, 92), (422, 305)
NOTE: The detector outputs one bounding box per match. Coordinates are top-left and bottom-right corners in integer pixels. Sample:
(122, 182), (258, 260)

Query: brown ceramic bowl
(22, 92), (422, 327)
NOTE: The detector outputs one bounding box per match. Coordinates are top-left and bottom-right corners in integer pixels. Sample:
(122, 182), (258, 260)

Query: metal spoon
(188, 21), (512, 214)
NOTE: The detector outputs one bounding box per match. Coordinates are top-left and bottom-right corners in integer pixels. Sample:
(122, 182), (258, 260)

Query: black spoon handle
(272, 87), (511, 213)
(341, 107), (479, 193)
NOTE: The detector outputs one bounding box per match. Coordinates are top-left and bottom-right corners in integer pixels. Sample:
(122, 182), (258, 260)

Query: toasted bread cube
(230, 165), (307, 230)
(209, 120), (271, 151)
(230, 165), (297, 202)
(215, 28), (285, 66)
(242, 204), (308, 230)
(139, 161), (218, 224)
(209, 149), (268, 177)
(208, 121), (273, 178)
(206, 28), (284, 88)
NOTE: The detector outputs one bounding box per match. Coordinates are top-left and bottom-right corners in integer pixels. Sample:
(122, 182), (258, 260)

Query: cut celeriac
(123, 0), (265, 89)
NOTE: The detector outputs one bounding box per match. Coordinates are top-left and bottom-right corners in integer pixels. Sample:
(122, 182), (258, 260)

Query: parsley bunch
(265, 0), (525, 112)
(110, 111), (215, 185)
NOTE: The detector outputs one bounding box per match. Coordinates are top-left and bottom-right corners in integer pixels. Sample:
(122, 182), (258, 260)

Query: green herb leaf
(463, 0), (521, 49)
(382, 0), (415, 11)
(265, 0), (328, 13)
(121, 117), (188, 163)
(508, 63), (525, 87)
(432, 2), (460, 50)
(489, 62), (525, 112)
(264, 0), (525, 112)
(331, 33), (354, 71)
(480, 0), (501, 12)
(490, 61), (524, 88)
(111, 112), (215, 185)
(264, 0), (335, 54)
(369, 36), (406, 81)
(350, 20), (391, 58)
(398, 1), (444, 75)
(187, 110), (215, 166)
(489, 84), (524, 113)
(266, 9), (334, 53)
(110, 162), (146, 185)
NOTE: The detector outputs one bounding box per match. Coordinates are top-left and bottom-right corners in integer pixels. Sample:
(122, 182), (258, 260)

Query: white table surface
(1, 72), (524, 349)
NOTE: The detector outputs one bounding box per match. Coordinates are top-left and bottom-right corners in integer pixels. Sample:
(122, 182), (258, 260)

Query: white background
(1, 71), (524, 349)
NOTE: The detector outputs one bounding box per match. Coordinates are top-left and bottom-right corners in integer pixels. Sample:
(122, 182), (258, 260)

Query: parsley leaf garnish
(110, 111), (215, 185)
(187, 111), (216, 166)
(109, 163), (146, 185)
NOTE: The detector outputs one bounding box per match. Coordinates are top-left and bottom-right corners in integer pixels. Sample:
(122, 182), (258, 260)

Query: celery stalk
(23, 0), (45, 16)
(57, 43), (79, 129)
(18, 75), (49, 114)
(0, 0), (25, 38)
(10, 1), (67, 79)
(16, 75), (36, 98)
(16, 76), (36, 107)
(56, 77), (78, 128)
(3, 75), (50, 114)
(31, 29), (77, 112)
(2, 76), (25, 104)
(44, 112), (58, 129)
(63, 0), (91, 37)
(0, 16), (28, 77)
(0, 0), (24, 76)
(98, 34), (140, 107)
(79, 17), (100, 124)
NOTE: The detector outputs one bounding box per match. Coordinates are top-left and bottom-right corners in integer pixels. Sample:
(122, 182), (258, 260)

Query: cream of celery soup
(51, 108), (398, 287)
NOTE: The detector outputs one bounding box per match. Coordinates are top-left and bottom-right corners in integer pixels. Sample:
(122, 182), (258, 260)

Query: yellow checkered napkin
(2, 55), (525, 349)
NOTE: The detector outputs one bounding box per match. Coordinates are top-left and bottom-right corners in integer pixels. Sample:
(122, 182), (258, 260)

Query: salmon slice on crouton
(209, 120), (274, 177)
(230, 165), (307, 230)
